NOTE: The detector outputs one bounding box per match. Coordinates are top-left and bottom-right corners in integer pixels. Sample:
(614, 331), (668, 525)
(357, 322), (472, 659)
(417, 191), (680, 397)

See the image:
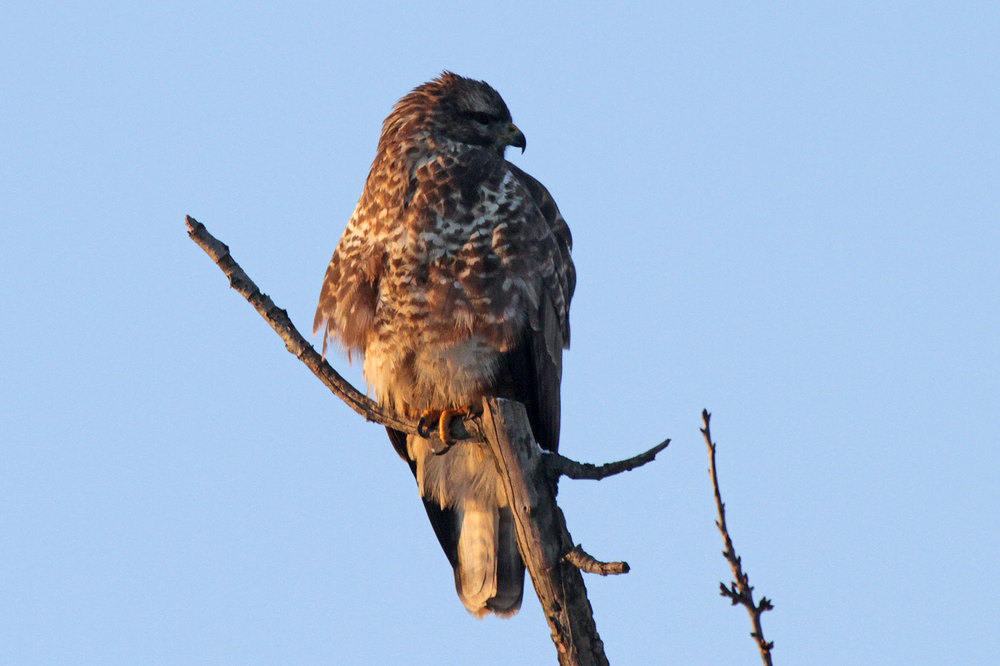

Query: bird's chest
(363, 220), (512, 412)
(359, 155), (524, 410)
(377, 203), (501, 334)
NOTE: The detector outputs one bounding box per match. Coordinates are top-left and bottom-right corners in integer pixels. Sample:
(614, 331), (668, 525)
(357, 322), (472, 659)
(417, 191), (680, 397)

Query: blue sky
(3, 3), (998, 664)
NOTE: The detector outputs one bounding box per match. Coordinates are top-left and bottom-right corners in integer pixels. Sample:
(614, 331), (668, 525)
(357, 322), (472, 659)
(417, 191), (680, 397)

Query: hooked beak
(504, 123), (526, 153)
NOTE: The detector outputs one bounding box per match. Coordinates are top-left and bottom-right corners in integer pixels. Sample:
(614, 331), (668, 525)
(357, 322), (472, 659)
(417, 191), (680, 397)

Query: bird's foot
(437, 406), (472, 444)
(416, 409), (441, 440)
(417, 406), (478, 451)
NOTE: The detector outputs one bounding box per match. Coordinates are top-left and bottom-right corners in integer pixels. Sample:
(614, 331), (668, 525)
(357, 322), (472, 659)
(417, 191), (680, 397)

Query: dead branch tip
(545, 439), (669, 481)
(565, 545), (630, 576)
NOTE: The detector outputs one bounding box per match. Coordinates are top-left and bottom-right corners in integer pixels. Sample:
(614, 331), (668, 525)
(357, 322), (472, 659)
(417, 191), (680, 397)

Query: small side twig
(545, 439), (670, 480)
(565, 545), (630, 576)
(701, 409), (774, 665)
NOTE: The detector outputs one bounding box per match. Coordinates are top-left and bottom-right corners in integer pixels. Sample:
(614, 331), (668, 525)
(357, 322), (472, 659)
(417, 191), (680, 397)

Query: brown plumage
(314, 72), (575, 617)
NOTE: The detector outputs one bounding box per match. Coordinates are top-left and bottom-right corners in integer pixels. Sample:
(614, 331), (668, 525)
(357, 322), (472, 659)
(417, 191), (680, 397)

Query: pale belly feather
(363, 333), (502, 417)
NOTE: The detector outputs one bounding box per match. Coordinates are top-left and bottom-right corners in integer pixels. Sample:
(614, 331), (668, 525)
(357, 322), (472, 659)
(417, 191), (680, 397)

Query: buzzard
(314, 72), (575, 617)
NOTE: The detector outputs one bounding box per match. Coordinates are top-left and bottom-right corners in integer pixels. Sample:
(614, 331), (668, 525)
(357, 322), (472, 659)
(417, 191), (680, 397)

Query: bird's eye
(463, 111), (496, 125)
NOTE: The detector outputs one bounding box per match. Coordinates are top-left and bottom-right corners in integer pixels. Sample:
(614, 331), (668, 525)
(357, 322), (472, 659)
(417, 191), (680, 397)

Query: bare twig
(701, 409), (775, 665)
(565, 545), (630, 576)
(545, 439), (669, 480)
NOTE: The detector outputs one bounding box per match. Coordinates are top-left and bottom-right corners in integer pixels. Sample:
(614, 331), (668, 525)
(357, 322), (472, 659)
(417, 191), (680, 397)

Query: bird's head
(422, 72), (526, 157)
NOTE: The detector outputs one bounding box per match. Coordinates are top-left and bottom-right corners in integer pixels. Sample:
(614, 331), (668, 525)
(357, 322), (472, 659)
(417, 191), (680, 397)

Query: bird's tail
(454, 502), (524, 618)
(487, 506), (525, 616)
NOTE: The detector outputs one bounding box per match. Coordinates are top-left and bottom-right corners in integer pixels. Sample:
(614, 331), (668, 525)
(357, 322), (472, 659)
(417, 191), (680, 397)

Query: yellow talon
(418, 409), (442, 439)
(418, 406), (477, 446)
(438, 406), (470, 444)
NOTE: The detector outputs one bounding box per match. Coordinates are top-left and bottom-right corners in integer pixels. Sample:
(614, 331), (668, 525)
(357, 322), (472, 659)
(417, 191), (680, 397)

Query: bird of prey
(314, 72), (575, 617)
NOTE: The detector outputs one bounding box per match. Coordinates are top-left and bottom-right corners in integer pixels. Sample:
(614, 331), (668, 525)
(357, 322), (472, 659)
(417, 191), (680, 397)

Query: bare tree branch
(186, 213), (662, 470)
(480, 398), (609, 666)
(701, 409), (775, 665)
(185, 215), (484, 442)
(186, 215), (673, 665)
